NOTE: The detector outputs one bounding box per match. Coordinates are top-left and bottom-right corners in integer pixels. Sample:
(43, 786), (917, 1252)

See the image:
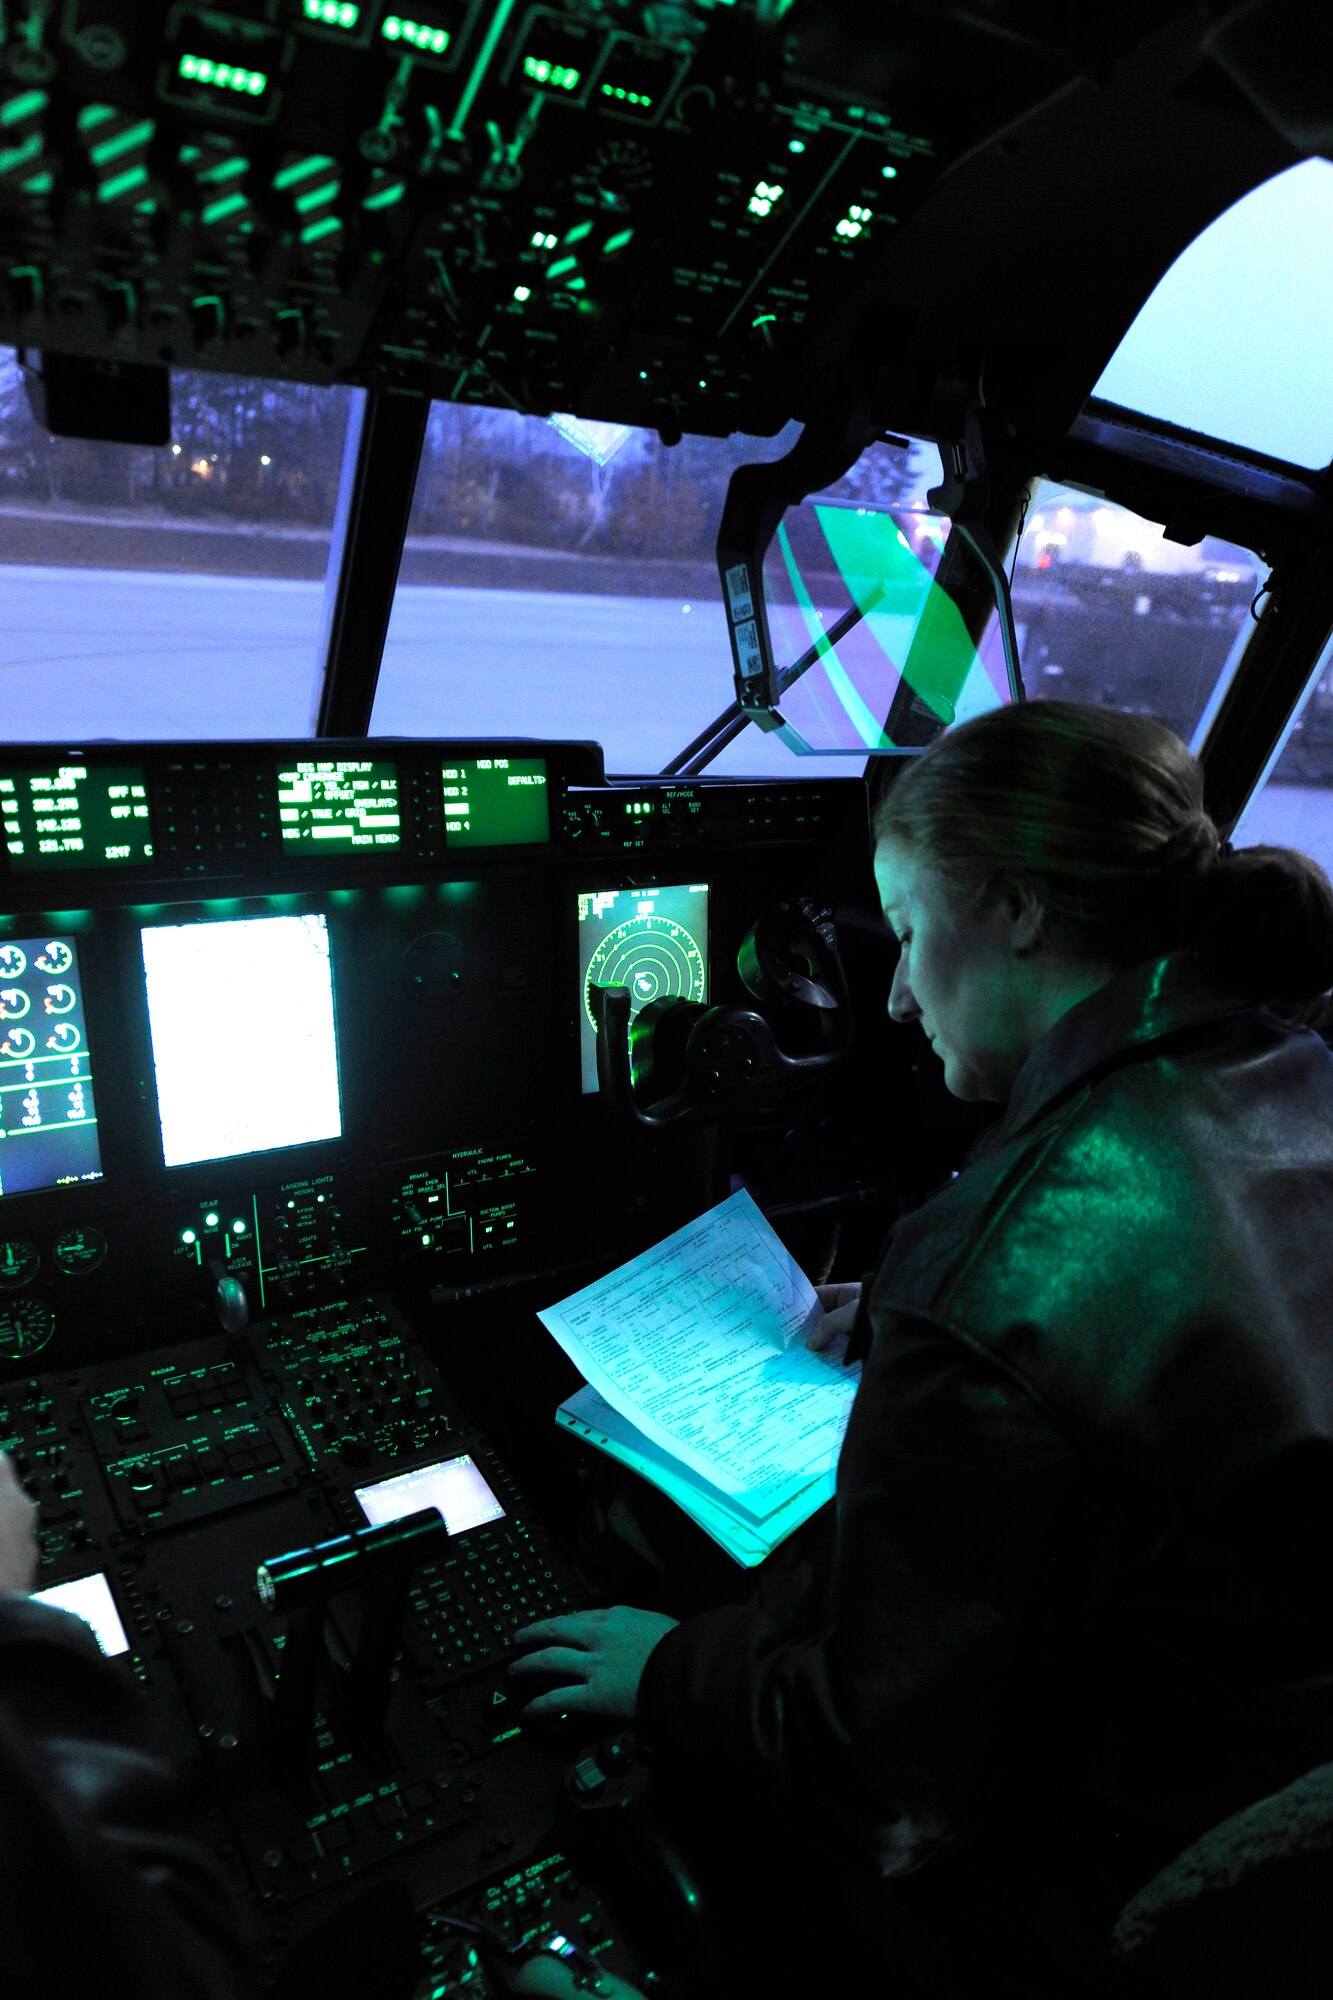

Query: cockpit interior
(2, 3), (1332, 1994)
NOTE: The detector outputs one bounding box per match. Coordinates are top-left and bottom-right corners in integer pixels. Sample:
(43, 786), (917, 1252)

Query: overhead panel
(0, 0), (1066, 436)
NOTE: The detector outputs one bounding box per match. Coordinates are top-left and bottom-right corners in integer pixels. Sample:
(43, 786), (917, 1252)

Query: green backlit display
(1, 765), (154, 872)
(277, 760), (401, 850)
(524, 56), (581, 90)
(593, 34), (684, 120)
(177, 52), (269, 96)
(442, 759), (549, 848)
(304, 0), (360, 26)
(510, 12), (596, 97)
(165, 7), (287, 118)
(382, 13), (450, 56)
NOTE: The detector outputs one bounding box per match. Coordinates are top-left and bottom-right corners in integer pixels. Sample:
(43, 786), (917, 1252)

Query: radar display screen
(442, 758), (549, 848)
(141, 913), (342, 1168)
(577, 883), (709, 1094)
(277, 760), (401, 851)
(355, 1455), (506, 1537)
(0, 935), (103, 1199)
(1, 765), (154, 872)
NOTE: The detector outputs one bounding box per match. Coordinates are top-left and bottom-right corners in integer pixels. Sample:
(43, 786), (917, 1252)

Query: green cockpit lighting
(178, 53), (269, 97)
(277, 761), (401, 851)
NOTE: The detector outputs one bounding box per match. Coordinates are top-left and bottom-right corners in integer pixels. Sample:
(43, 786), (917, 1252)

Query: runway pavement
(2, 562), (1331, 863)
(0, 562), (854, 778)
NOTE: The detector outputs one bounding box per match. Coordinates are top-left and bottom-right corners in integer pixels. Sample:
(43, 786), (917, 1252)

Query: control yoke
(591, 897), (851, 1131)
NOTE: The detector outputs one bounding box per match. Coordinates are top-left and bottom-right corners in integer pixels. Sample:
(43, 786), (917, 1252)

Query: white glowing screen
(141, 914), (342, 1167)
(355, 1454), (506, 1538)
(33, 1571), (131, 1657)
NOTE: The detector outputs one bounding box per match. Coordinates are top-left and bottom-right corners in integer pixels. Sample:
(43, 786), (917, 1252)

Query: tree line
(0, 353), (922, 563)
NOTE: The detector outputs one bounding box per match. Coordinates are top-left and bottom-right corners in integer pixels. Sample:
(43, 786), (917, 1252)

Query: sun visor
(718, 426), (1022, 756)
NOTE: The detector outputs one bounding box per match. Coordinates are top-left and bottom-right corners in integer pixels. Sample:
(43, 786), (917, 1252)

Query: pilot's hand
(807, 1280), (862, 1357)
(506, 1952), (649, 1998)
(508, 1606), (679, 1725)
(0, 1450), (39, 1595)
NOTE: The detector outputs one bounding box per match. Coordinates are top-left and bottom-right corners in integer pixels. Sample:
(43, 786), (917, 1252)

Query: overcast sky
(1094, 158), (1333, 469)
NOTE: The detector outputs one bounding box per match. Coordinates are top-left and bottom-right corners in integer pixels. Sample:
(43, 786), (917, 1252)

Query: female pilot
(511, 699), (1333, 1991)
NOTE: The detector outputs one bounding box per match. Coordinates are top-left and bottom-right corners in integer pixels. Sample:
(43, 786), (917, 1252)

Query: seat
(1111, 1760), (1333, 1995)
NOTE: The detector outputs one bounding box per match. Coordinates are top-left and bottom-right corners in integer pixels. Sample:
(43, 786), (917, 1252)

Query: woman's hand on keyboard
(508, 1605), (679, 1725)
(506, 1952), (649, 1997)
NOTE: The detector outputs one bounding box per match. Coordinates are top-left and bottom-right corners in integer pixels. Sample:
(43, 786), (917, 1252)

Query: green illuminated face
(874, 836), (1115, 1104)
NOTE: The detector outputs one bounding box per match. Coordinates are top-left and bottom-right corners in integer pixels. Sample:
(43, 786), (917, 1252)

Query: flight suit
(637, 949), (1333, 1984)
(0, 1593), (255, 1999)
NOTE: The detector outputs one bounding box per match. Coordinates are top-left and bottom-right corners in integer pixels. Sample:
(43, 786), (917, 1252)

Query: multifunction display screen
(0, 935), (103, 1199)
(442, 757), (549, 848)
(355, 1455), (506, 1538)
(277, 760), (402, 851)
(576, 883), (709, 1094)
(141, 913), (342, 1168)
(1, 765), (154, 872)
(32, 1572), (130, 1657)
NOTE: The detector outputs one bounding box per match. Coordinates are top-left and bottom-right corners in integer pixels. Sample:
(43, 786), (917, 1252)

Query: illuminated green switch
(301, 0), (361, 29)
(163, 14), (290, 124)
(594, 33), (688, 124)
(506, 9), (596, 101)
(177, 52), (269, 98)
(524, 55), (580, 91)
(380, 10), (456, 63)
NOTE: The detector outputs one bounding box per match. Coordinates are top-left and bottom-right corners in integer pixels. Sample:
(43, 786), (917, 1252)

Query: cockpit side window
(1093, 157), (1333, 472)
(1233, 646), (1333, 883)
(1004, 480), (1268, 755)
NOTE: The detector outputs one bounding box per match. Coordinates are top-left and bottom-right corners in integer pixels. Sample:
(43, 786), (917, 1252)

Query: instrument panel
(0, 732), (869, 1990)
(0, 742), (580, 881)
(0, 734), (867, 1365)
(11, 1290), (654, 1991)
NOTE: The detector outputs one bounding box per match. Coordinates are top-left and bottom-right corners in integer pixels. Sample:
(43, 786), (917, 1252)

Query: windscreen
(0, 934), (103, 1199)
(0, 354), (354, 742)
(141, 913), (341, 1168)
